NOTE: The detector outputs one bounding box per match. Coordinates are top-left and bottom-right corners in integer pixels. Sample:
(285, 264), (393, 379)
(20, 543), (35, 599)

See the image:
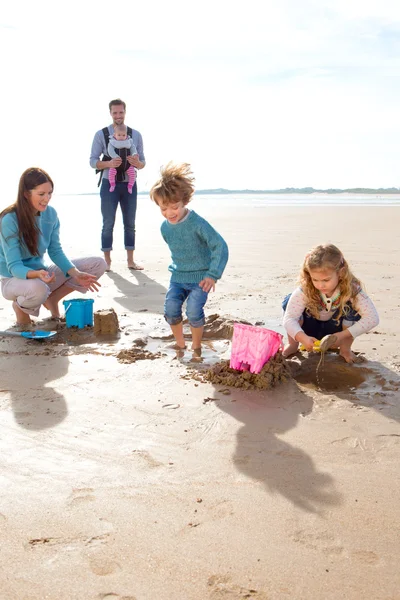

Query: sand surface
(1, 198), (399, 600)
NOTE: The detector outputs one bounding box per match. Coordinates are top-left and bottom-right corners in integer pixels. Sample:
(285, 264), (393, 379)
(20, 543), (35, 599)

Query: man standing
(90, 99), (146, 271)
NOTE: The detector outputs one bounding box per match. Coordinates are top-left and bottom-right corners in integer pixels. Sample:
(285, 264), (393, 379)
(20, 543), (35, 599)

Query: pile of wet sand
(203, 352), (291, 390)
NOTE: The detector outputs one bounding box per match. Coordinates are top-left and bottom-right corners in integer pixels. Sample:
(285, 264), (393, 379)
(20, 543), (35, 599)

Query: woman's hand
(199, 277), (216, 293)
(71, 270), (102, 292)
(109, 158), (122, 168)
(28, 269), (55, 284)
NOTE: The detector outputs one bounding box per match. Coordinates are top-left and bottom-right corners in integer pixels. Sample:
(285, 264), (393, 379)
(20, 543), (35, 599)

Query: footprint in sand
(88, 554), (121, 576)
(290, 529), (344, 556)
(208, 574), (268, 599)
(69, 487), (96, 505)
(351, 550), (379, 564)
(98, 595), (137, 600)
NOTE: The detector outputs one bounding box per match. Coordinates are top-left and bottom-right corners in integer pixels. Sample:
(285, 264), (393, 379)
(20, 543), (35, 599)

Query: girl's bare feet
(282, 342), (299, 358)
(339, 349), (366, 364)
(12, 301), (32, 326)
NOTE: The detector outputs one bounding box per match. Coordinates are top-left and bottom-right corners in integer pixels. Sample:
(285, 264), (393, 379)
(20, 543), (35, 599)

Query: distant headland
(141, 187), (400, 195)
(73, 187), (400, 196)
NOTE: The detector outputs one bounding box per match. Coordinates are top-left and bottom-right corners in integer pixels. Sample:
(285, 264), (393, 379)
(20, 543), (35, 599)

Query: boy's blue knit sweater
(0, 206), (74, 279)
(161, 210), (229, 283)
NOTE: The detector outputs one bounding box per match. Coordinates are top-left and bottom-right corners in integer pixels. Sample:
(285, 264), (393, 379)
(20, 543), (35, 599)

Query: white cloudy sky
(1, 0), (399, 194)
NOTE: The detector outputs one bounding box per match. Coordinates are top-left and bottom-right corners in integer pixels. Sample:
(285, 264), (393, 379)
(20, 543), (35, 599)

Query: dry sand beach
(1, 196), (399, 600)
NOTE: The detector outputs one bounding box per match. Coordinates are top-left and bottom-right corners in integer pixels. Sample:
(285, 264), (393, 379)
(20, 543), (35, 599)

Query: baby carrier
(96, 126), (133, 187)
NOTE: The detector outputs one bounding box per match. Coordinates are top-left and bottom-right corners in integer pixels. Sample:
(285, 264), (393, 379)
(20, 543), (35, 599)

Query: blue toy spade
(0, 329), (57, 340)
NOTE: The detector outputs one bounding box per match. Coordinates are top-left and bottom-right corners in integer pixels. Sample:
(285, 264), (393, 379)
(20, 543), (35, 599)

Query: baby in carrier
(108, 124), (138, 194)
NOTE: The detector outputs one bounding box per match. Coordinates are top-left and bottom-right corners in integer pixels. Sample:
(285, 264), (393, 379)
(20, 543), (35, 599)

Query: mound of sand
(204, 352), (291, 390)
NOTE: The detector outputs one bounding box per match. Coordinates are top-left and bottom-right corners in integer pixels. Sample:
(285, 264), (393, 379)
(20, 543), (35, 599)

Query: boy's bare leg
(170, 322), (186, 349)
(104, 251), (111, 271)
(283, 334), (299, 358)
(191, 326), (203, 352)
(44, 284), (74, 318)
(12, 301), (32, 325)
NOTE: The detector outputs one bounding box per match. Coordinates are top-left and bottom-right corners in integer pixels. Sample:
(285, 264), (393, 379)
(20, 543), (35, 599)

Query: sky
(1, 0), (400, 195)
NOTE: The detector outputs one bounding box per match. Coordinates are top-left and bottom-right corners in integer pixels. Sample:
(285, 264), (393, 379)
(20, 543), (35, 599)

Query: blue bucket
(63, 298), (94, 329)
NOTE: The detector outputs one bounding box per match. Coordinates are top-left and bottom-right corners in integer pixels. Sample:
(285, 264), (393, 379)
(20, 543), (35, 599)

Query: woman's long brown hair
(0, 168), (54, 255)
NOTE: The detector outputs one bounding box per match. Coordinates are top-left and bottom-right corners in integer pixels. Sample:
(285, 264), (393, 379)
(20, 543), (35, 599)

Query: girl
(150, 162), (229, 355)
(0, 167), (107, 326)
(282, 244), (379, 363)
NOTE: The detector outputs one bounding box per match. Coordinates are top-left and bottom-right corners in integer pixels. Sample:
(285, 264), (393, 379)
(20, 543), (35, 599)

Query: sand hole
(293, 356), (368, 392)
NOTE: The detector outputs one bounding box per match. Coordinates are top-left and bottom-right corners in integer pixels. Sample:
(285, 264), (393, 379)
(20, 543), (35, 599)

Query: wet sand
(0, 201), (399, 599)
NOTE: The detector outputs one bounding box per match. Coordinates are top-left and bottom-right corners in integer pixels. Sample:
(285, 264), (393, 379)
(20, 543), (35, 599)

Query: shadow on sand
(212, 380), (342, 513)
(1, 339), (69, 430)
(107, 270), (167, 314)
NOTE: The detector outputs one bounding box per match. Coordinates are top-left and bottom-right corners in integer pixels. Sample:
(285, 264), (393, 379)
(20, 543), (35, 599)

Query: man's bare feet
(127, 262), (144, 270)
(282, 342), (299, 358)
(12, 301), (32, 325)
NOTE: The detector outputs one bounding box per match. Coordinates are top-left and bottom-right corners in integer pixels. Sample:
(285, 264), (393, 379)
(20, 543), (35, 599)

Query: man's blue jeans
(100, 179), (137, 251)
(164, 282), (209, 328)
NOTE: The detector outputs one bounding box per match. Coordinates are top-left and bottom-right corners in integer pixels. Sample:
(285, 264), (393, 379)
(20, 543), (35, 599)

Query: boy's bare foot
(105, 261), (111, 272)
(340, 349), (366, 364)
(282, 342), (299, 358)
(12, 301), (33, 325)
(167, 342), (186, 350)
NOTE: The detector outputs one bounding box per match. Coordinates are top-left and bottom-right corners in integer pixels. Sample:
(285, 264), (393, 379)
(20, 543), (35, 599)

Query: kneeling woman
(0, 168), (107, 326)
(282, 244), (379, 363)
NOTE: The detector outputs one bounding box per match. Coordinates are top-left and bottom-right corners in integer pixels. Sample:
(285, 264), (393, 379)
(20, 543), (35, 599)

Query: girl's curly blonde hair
(150, 162), (195, 206)
(300, 244), (362, 321)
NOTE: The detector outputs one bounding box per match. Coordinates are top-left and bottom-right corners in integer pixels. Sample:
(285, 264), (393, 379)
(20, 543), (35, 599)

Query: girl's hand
(36, 270), (55, 284)
(301, 335), (318, 352)
(73, 270), (102, 292)
(199, 277), (216, 293)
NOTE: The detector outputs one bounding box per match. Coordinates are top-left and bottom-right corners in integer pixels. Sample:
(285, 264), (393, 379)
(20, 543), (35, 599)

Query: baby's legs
(126, 166), (136, 194)
(108, 168), (117, 192)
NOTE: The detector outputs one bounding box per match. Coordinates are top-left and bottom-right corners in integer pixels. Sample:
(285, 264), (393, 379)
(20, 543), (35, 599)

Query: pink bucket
(230, 323), (283, 374)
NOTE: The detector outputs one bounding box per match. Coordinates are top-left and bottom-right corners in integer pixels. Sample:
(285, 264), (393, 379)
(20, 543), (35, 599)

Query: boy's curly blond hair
(150, 162), (195, 206)
(300, 243), (362, 321)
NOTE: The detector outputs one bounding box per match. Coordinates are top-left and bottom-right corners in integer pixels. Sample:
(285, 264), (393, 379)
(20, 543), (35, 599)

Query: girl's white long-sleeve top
(283, 287), (379, 339)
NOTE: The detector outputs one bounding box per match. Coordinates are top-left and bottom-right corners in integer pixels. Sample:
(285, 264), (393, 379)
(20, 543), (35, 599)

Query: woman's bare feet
(12, 301), (32, 326)
(282, 341), (299, 358)
(43, 297), (61, 319)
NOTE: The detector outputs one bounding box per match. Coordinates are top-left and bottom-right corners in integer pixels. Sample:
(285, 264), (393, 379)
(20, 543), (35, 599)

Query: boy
(150, 162), (229, 354)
